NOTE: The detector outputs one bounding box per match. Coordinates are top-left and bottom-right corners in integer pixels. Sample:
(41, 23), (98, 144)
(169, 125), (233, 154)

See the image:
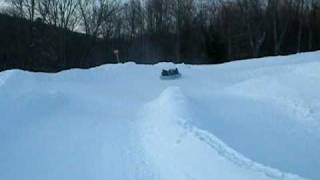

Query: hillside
(1, 52), (320, 180)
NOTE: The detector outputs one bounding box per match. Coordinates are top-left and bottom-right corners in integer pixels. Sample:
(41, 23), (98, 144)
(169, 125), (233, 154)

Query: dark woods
(1, 0), (320, 72)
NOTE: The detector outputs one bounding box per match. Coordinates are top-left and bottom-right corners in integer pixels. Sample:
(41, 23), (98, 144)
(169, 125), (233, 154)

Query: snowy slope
(1, 52), (320, 180)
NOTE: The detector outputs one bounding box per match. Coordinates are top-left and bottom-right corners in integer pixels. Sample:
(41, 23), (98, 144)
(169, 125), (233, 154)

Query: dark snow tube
(160, 68), (182, 80)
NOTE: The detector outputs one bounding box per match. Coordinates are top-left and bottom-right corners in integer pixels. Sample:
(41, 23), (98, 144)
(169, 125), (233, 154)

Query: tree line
(1, 0), (320, 71)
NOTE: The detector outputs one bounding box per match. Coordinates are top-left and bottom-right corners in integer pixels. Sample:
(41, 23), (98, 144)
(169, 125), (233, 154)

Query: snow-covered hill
(1, 52), (320, 180)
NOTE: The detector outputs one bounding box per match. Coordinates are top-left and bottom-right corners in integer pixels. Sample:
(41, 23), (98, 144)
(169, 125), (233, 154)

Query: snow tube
(160, 68), (182, 80)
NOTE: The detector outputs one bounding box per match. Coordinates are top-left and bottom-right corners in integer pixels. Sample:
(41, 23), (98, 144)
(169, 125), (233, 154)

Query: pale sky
(0, 0), (8, 9)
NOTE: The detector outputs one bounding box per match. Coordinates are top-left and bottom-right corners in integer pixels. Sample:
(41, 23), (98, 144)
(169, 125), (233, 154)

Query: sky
(0, 0), (8, 10)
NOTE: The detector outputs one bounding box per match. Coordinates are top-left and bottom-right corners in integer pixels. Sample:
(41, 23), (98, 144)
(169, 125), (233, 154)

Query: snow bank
(1, 51), (320, 180)
(138, 87), (306, 180)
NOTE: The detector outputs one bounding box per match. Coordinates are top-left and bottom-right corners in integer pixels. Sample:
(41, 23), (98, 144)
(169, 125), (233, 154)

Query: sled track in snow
(138, 87), (308, 180)
(190, 127), (305, 180)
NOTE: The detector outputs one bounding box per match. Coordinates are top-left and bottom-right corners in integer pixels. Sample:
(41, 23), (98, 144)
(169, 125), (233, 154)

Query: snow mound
(0, 70), (15, 87)
(1, 51), (320, 180)
(138, 87), (307, 180)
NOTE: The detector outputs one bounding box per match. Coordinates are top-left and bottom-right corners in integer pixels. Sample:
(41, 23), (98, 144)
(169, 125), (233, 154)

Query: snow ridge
(191, 128), (306, 180)
(0, 70), (14, 87)
(138, 87), (308, 180)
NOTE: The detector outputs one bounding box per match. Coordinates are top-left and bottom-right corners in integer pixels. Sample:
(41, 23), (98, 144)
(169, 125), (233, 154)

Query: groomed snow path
(1, 52), (320, 180)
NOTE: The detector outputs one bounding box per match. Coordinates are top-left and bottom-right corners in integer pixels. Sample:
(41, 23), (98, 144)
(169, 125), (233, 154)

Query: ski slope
(1, 52), (320, 180)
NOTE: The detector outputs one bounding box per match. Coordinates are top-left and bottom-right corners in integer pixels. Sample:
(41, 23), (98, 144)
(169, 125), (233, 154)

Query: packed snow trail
(1, 51), (320, 180)
(138, 87), (306, 180)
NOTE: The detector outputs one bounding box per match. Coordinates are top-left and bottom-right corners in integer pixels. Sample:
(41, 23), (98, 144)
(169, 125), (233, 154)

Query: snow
(138, 87), (304, 180)
(1, 51), (320, 180)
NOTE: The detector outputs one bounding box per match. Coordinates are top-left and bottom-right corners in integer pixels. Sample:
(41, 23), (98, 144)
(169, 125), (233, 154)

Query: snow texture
(1, 51), (320, 180)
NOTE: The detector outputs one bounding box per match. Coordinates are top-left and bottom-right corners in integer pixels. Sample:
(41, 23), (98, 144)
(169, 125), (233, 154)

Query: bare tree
(78, 0), (119, 37)
(293, 0), (307, 53)
(170, 0), (195, 61)
(77, 0), (120, 61)
(305, 0), (318, 51)
(5, 0), (37, 21)
(237, 0), (266, 57)
(37, 0), (79, 30)
(36, 0), (80, 66)
(267, 0), (293, 55)
(215, 1), (240, 60)
(144, 0), (174, 40)
(5, 0), (24, 17)
(122, 0), (145, 39)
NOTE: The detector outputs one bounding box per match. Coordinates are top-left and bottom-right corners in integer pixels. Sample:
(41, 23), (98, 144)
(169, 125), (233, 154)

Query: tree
(123, 0), (144, 39)
(37, 0), (79, 30)
(36, 0), (80, 67)
(267, 0), (293, 55)
(237, 0), (266, 57)
(78, 0), (119, 37)
(77, 0), (120, 62)
(170, 0), (195, 61)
